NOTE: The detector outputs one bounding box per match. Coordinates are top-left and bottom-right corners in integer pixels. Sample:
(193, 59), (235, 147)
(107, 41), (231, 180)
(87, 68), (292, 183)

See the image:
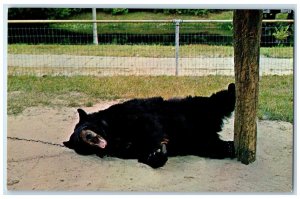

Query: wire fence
(7, 19), (294, 76)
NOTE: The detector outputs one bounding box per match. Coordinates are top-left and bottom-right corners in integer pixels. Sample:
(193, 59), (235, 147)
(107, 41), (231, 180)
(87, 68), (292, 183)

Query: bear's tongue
(97, 138), (107, 149)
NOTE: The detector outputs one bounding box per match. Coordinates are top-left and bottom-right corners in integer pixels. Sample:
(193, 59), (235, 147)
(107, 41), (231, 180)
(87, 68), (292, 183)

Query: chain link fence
(7, 20), (294, 76)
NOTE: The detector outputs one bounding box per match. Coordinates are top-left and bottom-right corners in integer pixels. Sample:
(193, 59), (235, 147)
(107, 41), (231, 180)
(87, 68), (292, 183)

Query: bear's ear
(77, 109), (88, 122)
(63, 141), (74, 149)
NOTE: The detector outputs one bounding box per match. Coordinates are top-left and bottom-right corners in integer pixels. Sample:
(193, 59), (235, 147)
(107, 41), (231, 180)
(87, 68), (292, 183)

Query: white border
(1, 0), (299, 198)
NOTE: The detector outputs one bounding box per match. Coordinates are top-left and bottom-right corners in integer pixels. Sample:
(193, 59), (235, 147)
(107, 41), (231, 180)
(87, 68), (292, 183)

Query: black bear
(64, 83), (236, 168)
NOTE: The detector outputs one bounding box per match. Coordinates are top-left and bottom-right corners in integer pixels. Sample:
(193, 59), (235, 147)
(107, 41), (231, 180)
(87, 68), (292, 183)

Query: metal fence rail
(7, 19), (294, 76)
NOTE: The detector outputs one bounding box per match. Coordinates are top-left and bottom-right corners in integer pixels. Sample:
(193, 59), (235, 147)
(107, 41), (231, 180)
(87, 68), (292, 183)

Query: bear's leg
(134, 116), (169, 168)
(205, 140), (235, 159)
(138, 138), (169, 168)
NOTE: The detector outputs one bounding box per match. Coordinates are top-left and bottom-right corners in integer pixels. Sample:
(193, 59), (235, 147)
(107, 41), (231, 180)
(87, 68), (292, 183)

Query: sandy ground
(6, 101), (293, 193)
(8, 54), (293, 76)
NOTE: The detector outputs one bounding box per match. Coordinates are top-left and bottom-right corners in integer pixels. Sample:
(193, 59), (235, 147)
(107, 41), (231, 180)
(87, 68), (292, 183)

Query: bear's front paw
(139, 144), (168, 168)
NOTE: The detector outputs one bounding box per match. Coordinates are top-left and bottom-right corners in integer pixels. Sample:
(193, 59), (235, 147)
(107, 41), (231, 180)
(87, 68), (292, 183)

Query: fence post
(174, 19), (182, 76)
(233, 10), (262, 165)
(92, 8), (98, 45)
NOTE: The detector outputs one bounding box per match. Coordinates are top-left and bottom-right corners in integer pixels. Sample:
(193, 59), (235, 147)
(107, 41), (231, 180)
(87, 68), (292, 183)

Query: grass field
(49, 11), (234, 35)
(7, 75), (293, 123)
(72, 10), (234, 21)
(8, 44), (293, 59)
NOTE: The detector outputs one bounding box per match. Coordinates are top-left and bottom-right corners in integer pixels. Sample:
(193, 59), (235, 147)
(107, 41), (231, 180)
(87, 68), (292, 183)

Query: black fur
(64, 83), (236, 168)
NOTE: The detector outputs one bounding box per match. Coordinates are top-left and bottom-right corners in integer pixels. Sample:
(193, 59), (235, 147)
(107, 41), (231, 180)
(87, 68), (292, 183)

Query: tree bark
(233, 10), (263, 165)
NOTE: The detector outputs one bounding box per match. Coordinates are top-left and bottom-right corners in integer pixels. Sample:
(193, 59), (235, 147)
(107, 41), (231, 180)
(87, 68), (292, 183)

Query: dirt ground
(9, 54), (293, 76)
(6, 101), (294, 193)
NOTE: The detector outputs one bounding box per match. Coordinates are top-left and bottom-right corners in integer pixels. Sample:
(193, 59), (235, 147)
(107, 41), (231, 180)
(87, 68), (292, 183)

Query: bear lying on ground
(63, 83), (236, 168)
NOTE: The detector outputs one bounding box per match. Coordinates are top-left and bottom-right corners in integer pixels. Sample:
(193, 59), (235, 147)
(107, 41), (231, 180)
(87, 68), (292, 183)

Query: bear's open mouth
(95, 136), (107, 149)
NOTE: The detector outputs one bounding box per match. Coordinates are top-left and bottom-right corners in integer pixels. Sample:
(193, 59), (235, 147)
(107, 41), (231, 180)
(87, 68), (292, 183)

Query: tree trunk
(233, 10), (263, 165)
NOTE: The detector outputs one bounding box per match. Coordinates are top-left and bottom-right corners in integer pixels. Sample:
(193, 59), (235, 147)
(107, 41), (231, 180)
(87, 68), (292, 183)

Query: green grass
(72, 10), (234, 21)
(260, 47), (293, 58)
(8, 44), (293, 58)
(7, 75), (293, 123)
(259, 75), (293, 122)
(49, 11), (234, 35)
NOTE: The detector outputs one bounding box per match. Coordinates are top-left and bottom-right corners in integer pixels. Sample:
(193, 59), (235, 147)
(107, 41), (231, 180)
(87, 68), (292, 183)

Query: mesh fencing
(8, 20), (294, 76)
